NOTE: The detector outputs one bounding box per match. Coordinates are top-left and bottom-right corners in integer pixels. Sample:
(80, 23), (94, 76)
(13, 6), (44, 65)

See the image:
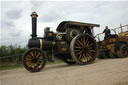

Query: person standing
(103, 26), (111, 40)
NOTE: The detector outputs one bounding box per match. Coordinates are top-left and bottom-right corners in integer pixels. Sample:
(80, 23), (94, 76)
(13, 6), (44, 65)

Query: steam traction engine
(23, 12), (100, 72)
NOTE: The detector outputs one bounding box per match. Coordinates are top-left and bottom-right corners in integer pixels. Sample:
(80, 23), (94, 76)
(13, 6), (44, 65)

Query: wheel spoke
(26, 59), (32, 61)
(82, 52), (87, 62)
(26, 55), (32, 60)
(82, 37), (86, 46)
(28, 53), (33, 58)
(26, 60), (31, 65)
(76, 51), (82, 55)
(87, 42), (89, 47)
(83, 37), (86, 45)
(38, 56), (43, 60)
(75, 49), (81, 52)
(26, 55), (32, 64)
(86, 53), (92, 60)
(34, 51), (37, 57)
(79, 53), (82, 59)
(37, 61), (41, 65)
(28, 64), (33, 68)
(30, 51), (34, 57)
(83, 39), (86, 45)
(76, 42), (81, 47)
(80, 37), (84, 44)
(88, 51), (93, 56)
(75, 46), (81, 49)
(36, 52), (41, 58)
(85, 38), (89, 45)
(88, 43), (94, 47)
(86, 55), (89, 61)
(89, 50), (95, 52)
(88, 46), (93, 50)
(80, 52), (84, 59)
(77, 40), (83, 46)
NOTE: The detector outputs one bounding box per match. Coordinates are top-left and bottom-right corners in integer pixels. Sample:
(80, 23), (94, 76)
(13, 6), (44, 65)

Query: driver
(103, 26), (111, 40)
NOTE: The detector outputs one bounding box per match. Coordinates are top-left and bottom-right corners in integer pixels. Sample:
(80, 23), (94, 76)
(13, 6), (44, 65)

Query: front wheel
(23, 48), (46, 72)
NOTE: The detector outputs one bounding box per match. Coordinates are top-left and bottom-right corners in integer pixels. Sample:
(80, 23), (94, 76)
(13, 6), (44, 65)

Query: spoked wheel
(117, 44), (128, 58)
(23, 48), (46, 72)
(70, 34), (97, 65)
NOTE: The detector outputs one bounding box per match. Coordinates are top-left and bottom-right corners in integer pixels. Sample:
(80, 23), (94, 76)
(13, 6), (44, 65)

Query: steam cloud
(30, 0), (45, 12)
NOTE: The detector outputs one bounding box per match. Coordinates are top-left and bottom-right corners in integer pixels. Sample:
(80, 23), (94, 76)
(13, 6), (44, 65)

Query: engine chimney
(31, 12), (38, 39)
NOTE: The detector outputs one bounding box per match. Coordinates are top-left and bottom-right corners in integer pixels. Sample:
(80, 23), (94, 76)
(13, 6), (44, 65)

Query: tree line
(0, 45), (27, 65)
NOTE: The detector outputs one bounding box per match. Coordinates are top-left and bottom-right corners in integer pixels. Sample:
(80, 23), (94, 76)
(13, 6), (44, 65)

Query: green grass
(0, 59), (63, 71)
(0, 64), (23, 71)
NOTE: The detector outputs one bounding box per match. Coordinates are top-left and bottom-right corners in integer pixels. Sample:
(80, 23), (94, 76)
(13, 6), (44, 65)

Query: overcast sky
(0, 0), (128, 46)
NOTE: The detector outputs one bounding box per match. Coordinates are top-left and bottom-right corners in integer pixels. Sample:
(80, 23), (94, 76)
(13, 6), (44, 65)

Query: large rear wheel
(70, 34), (97, 64)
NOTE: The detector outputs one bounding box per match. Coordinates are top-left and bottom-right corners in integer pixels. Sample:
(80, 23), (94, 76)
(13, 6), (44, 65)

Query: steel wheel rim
(24, 48), (46, 72)
(71, 34), (97, 64)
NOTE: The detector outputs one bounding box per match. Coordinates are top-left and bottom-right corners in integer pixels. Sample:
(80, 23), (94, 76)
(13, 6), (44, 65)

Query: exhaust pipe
(30, 12), (38, 39)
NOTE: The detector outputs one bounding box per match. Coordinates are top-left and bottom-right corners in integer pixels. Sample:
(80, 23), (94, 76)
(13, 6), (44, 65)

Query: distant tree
(8, 45), (16, 55)
(0, 45), (27, 64)
(0, 45), (27, 57)
(0, 45), (9, 57)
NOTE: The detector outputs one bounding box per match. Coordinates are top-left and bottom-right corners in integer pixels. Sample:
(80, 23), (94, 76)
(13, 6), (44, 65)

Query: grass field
(0, 64), (23, 71)
(0, 59), (63, 71)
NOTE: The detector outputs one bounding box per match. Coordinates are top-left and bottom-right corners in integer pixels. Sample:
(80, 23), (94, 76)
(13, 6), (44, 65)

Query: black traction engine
(23, 12), (100, 72)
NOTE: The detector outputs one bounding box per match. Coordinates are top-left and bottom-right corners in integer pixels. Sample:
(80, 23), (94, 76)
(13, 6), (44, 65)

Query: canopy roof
(56, 21), (100, 32)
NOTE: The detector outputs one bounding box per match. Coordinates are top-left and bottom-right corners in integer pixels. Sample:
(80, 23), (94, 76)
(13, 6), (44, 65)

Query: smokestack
(30, 12), (38, 39)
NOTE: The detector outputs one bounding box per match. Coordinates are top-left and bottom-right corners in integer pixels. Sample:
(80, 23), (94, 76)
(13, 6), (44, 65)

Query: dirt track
(0, 58), (128, 85)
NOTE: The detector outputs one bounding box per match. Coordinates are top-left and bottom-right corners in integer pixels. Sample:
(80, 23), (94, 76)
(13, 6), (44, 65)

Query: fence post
(127, 25), (128, 31)
(120, 24), (123, 32)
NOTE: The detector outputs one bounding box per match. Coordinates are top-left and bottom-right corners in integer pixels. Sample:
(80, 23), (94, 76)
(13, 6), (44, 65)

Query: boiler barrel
(28, 39), (52, 50)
